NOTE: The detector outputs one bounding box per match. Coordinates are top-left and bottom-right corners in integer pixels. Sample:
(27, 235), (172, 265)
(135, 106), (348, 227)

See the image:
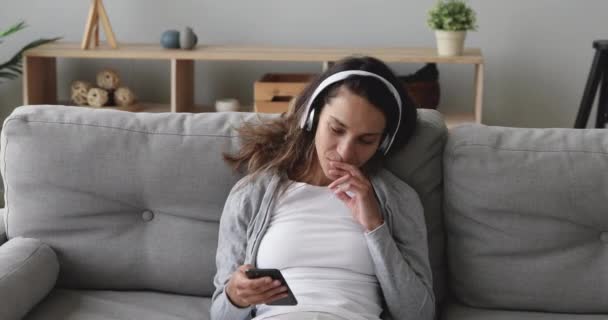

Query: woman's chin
(324, 170), (341, 181)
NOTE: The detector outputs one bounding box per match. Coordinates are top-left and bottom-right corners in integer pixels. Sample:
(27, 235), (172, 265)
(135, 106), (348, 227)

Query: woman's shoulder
(229, 169), (280, 196)
(222, 170), (280, 221)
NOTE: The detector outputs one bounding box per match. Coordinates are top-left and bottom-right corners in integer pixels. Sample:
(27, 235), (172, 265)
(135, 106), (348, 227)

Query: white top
(254, 181), (383, 320)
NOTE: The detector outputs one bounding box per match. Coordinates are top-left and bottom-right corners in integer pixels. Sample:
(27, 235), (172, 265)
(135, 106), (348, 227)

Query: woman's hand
(327, 160), (384, 232)
(225, 264), (289, 308)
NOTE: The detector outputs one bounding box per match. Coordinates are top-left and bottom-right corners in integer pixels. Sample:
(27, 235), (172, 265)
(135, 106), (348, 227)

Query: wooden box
(254, 73), (316, 113)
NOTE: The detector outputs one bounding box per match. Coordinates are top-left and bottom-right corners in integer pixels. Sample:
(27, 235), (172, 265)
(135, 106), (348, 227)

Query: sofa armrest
(0, 237), (59, 320)
(0, 208), (6, 245)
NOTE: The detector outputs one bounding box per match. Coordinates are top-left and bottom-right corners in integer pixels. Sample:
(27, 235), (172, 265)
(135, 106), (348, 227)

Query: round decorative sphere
(96, 69), (120, 90)
(161, 30), (180, 49)
(87, 88), (109, 107)
(71, 80), (92, 106)
(114, 87), (137, 106)
(180, 27), (198, 50)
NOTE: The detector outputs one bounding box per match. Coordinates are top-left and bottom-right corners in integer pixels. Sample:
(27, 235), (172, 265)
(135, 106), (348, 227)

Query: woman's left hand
(327, 161), (384, 232)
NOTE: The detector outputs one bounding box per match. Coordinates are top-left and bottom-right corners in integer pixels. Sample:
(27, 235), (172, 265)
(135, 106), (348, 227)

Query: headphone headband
(299, 70), (403, 155)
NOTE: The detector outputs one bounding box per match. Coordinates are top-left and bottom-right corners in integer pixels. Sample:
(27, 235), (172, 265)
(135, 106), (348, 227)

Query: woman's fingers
(230, 265), (287, 306)
(259, 285), (289, 303)
(334, 190), (352, 202)
(238, 277), (280, 296)
(245, 277), (273, 291)
(329, 161), (364, 178)
(327, 173), (350, 189)
(241, 281), (288, 305)
(329, 177), (366, 194)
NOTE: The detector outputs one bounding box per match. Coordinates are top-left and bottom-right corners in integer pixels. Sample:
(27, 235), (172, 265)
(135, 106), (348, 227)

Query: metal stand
(574, 40), (608, 128)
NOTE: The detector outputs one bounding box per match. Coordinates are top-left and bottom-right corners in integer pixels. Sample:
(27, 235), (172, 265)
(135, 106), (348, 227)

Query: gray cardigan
(210, 169), (435, 320)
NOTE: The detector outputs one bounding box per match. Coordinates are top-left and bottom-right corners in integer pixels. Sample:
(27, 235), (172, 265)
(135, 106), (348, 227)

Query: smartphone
(245, 268), (298, 306)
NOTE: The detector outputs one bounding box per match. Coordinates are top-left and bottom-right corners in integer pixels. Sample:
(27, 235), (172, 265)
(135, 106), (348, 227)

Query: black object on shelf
(574, 40), (608, 128)
(398, 63), (441, 109)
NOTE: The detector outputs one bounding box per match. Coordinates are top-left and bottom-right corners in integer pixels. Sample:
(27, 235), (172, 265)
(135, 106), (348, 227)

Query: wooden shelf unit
(23, 42), (484, 126)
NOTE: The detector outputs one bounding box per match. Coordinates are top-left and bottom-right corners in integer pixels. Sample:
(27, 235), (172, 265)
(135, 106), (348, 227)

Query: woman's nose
(337, 140), (356, 164)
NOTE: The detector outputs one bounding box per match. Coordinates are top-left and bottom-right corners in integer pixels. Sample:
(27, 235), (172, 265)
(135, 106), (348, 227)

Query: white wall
(1, 0), (607, 127)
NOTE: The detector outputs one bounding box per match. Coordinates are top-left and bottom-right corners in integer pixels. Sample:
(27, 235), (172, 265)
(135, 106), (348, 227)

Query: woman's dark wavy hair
(223, 56), (417, 181)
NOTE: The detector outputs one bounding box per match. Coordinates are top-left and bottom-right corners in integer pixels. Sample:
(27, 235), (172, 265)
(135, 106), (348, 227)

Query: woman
(211, 56), (435, 320)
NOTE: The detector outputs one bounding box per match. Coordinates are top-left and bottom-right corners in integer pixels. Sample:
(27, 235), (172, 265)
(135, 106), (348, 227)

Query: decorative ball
(180, 27), (198, 50)
(70, 80), (92, 106)
(161, 30), (180, 49)
(87, 88), (109, 107)
(114, 87), (137, 106)
(96, 69), (121, 90)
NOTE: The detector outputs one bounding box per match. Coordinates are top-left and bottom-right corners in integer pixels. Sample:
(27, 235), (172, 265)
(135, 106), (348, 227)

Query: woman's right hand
(225, 264), (289, 308)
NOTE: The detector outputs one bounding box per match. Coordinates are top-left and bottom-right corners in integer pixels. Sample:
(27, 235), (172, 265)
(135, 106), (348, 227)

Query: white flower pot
(435, 30), (467, 56)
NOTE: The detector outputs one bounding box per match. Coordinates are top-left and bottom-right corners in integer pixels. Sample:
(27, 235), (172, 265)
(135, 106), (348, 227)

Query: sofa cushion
(0, 106), (248, 296)
(24, 289), (211, 320)
(442, 301), (608, 320)
(444, 124), (608, 313)
(0, 237), (59, 320)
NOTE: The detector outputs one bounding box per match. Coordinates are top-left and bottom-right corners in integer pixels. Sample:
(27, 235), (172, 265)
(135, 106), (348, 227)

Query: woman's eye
(359, 139), (376, 145)
(331, 127), (344, 135)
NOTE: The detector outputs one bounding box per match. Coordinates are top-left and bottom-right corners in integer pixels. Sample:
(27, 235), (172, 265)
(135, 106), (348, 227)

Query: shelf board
(26, 42), (483, 64)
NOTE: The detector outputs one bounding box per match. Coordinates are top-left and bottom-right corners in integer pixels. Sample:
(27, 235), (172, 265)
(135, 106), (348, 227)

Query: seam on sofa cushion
(5, 118), (239, 138)
(0, 242), (46, 283)
(449, 143), (608, 156)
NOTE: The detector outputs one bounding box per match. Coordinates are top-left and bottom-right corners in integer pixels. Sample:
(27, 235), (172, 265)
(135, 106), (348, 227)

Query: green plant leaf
(427, 0), (477, 31)
(0, 71), (19, 79)
(0, 36), (61, 83)
(0, 21), (27, 39)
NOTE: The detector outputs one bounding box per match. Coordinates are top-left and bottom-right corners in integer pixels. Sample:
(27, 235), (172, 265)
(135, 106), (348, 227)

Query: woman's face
(314, 86), (386, 181)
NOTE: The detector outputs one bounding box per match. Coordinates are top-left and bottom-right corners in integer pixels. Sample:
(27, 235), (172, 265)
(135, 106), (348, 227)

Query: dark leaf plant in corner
(0, 21), (61, 83)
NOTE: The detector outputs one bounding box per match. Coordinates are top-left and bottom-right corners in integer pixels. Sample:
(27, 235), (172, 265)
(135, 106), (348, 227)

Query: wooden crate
(254, 73), (316, 113)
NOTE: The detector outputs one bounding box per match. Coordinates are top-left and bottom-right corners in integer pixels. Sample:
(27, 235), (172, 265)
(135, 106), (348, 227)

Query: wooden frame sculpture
(81, 0), (117, 49)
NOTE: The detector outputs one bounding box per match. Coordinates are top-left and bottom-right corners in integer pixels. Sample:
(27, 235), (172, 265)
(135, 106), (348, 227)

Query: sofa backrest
(1, 105), (446, 299)
(444, 124), (608, 313)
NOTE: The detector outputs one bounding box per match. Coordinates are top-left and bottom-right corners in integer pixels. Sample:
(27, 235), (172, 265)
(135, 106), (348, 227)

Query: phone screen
(245, 268), (298, 306)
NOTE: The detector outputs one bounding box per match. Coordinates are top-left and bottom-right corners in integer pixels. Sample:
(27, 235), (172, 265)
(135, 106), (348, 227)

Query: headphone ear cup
(305, 108), (316, 132)
(378, 135), (390, 153)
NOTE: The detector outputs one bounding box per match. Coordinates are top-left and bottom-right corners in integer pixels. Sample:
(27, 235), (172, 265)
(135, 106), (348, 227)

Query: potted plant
(427, 0), (477, 56)
(0, 21), (60, 83)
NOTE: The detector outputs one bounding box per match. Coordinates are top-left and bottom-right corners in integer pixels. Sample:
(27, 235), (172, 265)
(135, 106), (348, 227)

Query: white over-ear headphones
(299, 70), (403, 155)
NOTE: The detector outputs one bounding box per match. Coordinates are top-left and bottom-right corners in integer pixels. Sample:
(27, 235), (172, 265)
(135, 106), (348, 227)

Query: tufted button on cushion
(141, 210), (154, 222)
(601, 232), (608, 243)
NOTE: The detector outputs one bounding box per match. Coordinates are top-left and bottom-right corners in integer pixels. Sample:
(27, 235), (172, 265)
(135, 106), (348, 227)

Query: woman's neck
(305, 167), (331, 186)
(292, 154), (331, 187)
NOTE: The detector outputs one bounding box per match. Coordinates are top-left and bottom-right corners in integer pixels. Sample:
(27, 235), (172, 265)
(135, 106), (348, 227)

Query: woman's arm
(365, 181), (436, 320)
(210, 181), (255, 320)
(327, 163), (435, 319)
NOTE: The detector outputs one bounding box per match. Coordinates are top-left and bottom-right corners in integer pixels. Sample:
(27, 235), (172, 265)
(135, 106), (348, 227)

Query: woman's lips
(326, 151), (343, 162)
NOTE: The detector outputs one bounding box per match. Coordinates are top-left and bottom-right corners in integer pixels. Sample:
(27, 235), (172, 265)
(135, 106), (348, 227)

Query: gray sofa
(0, 105), (606, 320)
